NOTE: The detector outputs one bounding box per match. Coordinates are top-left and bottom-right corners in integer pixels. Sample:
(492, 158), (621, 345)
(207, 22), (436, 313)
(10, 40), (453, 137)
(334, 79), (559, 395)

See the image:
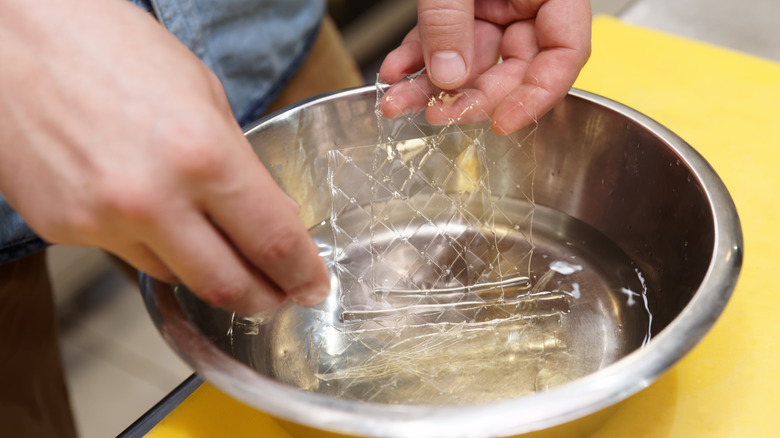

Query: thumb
(417, 0), (475, 90)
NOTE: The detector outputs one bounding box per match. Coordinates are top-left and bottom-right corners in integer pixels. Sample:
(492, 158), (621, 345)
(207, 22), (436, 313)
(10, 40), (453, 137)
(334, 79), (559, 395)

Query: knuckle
(157, 121), (227, 180)
(65, 208), (103, 240)
(31, 211), (93, 244)
(28, 194), (107, 244)
(418, 6), (471, 36)
(175, 138), (224, 179)
(249, 228), (301, 266)
(178, 145), (224, 179)
(95, 179), (159, 224)
(204, 70), (232, 115)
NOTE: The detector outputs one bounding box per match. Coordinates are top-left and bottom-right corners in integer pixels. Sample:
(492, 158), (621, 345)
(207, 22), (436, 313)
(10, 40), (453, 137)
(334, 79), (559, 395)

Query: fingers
(1, 0), (330, 318)
(147, 208), (287, 316)
(421, 19), (510, 125)
(491, 0), (591, 134)
(379, 20), (503, 121)
(111, 243), (179, 284)
(416, 0), (475, 89)
(124, 120), (329, 315)
(379, 29), (425, 85)
(99, 143), (328, 316)
(425, 59), (533, 126)
(379, 0), (590, 134)
(378, 28), (433, 118)
(378, 72), (435, 119)
(198, 129), (330, 309)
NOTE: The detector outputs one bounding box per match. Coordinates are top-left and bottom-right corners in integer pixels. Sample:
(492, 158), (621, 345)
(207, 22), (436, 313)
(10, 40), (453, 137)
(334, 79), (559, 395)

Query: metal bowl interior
(140, 87), (742, 438)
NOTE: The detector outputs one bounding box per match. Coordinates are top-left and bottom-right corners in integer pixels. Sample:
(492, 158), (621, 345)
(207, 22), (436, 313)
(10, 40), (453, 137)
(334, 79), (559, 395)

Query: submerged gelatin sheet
(228, 79), (656, 405)
(312, 80), (567, 404)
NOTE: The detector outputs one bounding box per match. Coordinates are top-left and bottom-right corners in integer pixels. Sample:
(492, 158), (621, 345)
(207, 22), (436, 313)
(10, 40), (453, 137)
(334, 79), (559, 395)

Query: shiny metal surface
(140, 87), (742, 438)
(231, 200), (653, 407)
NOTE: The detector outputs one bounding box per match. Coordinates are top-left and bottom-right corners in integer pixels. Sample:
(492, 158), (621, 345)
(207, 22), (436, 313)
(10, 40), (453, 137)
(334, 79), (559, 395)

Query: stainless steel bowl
(141, 87), (742, 437)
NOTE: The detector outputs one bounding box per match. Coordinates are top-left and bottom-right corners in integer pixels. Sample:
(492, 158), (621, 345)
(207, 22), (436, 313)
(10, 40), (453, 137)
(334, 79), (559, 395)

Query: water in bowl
(230, 198), (653, 405)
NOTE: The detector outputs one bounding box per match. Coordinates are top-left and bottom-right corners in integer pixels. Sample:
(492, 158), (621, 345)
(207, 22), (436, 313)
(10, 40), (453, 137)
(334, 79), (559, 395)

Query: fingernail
(430, 51), (466, 86)
(292, 284), (331, 307)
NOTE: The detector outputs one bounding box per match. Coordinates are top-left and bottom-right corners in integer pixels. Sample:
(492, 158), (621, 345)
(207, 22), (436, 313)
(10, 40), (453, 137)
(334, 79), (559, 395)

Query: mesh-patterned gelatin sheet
(228, 77), (657, 405)
(309, 79), (574, 404)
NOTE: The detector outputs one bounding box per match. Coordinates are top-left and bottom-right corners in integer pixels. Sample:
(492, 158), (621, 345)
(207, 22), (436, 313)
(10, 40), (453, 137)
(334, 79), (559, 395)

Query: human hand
(378, 0), (591, 135)
(0, 0), (330, 315)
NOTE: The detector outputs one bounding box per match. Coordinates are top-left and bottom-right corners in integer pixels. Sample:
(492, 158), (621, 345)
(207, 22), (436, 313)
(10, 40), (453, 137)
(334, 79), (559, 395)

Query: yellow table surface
(148, 16), (780, 437)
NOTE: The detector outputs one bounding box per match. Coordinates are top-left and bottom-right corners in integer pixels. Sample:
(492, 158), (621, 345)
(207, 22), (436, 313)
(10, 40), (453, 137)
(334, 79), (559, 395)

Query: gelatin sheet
(316, 79), (559, 404)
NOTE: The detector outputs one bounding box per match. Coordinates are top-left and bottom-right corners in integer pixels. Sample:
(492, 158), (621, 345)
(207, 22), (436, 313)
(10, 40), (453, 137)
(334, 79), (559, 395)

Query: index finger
(195, 125), (331, 308)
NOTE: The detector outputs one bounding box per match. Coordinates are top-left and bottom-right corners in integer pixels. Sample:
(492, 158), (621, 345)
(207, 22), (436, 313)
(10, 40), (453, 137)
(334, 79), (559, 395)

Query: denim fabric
(0, 194), (48, 265)
(150, 0), (324, 126)
(127, 0), (154, 13)
(0, 0), (323, 264)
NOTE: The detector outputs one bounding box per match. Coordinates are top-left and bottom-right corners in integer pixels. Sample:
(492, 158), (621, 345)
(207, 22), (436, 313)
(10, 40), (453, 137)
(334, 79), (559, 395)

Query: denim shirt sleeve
(0, 193), (48, 265)
(150, 0), (325, 126)
(0, 0), (324, 264)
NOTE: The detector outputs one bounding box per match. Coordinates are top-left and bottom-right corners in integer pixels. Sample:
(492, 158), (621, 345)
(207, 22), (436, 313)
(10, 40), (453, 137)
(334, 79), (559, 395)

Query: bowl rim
(140, 87), (743, 438)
